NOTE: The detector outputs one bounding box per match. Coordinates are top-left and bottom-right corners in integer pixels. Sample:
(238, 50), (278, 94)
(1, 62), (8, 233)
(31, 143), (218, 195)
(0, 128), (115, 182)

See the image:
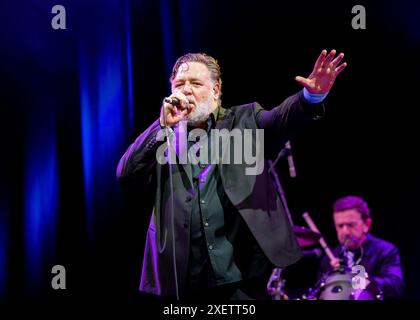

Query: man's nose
(342, 230), (352, 239)
(181, 83), (193, 94)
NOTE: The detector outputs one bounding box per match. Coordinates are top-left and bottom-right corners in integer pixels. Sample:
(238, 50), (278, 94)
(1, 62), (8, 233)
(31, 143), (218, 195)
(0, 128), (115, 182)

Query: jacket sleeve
(370, 245), (405, 299)
(255, 90), (325, 146)
(116, 119), (165, 183)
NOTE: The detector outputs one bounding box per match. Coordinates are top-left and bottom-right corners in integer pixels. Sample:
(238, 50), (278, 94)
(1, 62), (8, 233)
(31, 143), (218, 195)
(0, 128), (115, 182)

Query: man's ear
(213, 83), (221, 99)
(364, 218), (372, 233)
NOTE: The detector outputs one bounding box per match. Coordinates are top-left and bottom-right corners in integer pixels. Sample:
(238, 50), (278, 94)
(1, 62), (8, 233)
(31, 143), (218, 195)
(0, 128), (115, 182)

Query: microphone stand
(267, 147), (295, 299)
(268, 147), (294, 227)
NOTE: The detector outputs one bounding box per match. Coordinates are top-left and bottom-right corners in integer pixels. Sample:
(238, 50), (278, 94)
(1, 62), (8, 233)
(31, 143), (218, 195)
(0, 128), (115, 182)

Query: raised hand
(295, 49), (347, 94)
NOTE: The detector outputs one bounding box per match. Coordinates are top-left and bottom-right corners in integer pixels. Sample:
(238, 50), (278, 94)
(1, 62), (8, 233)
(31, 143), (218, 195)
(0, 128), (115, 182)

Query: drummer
(317, 195), (405, 299)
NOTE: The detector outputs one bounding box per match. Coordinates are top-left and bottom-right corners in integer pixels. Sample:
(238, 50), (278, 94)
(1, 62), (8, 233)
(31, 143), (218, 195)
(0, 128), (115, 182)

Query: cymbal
(292, 225), (321, 247)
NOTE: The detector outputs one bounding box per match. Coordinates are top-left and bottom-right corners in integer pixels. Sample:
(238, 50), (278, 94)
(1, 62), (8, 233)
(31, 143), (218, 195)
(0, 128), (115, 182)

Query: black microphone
(164, 97), (189, 110)
(302, 248), (322, 258)
(285, 141), (296, 178)
(343, 235), (361, 250)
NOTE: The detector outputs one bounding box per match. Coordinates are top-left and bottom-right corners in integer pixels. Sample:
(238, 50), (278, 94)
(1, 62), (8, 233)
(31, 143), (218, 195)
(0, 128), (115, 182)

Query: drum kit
(267, 216), (383, 301)
(304, 269), (383, 300)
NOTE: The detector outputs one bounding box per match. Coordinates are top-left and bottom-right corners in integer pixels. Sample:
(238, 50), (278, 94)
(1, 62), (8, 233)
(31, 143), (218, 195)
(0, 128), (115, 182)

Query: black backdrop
(1, 0), (420, 304)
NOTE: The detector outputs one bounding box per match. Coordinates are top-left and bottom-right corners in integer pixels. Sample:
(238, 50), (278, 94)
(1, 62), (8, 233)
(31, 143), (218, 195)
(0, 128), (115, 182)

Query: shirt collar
(212, 106), (219, 121)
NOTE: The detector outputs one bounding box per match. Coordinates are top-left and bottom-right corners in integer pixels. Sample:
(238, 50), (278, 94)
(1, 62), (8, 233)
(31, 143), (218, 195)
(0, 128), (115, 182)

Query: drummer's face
(333, 209), (372, 250)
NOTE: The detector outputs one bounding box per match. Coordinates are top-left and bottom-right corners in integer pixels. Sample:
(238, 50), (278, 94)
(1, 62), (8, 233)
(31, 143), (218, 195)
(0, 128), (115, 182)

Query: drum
(309, 271), (383, 300)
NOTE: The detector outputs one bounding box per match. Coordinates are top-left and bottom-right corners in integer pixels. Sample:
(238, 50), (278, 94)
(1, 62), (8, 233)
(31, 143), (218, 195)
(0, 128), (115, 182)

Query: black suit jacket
(117, 90), (324, 296)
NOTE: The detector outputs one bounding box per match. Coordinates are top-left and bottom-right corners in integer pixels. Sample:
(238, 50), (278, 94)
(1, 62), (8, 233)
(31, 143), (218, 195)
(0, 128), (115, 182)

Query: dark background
(1, 0), (419, 304)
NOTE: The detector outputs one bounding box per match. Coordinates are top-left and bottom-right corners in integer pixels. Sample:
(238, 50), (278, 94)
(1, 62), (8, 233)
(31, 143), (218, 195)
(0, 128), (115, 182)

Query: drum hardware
(267, 268), (288, 300)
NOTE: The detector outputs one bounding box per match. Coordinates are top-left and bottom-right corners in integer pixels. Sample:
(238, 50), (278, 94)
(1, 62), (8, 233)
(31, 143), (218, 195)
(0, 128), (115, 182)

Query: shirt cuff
(303, 88), (328, 104)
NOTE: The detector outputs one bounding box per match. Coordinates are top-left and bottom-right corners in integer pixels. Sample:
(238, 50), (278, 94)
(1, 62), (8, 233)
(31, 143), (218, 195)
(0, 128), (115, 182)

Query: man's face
(171, 62), (220, 125)
(333, 209), (372, 250)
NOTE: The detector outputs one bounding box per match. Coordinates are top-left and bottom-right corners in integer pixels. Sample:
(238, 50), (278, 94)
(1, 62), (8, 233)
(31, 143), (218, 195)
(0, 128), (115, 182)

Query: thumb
(295, 76), (311, 88)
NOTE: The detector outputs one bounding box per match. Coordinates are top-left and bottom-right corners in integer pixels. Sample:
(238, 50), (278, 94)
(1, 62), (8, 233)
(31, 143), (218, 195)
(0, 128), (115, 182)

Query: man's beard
(186, 94), (214, 126)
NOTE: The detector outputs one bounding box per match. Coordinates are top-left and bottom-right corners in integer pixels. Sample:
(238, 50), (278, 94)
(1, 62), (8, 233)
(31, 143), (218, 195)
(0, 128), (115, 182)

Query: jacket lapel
(215, 107), (235, 171)
(215, 106), (234, 131)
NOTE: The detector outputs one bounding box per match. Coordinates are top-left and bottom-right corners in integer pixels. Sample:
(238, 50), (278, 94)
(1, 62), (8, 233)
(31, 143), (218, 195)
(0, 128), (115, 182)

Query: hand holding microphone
(164, 97), (189, 110)
(160, 93), (193, 127)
